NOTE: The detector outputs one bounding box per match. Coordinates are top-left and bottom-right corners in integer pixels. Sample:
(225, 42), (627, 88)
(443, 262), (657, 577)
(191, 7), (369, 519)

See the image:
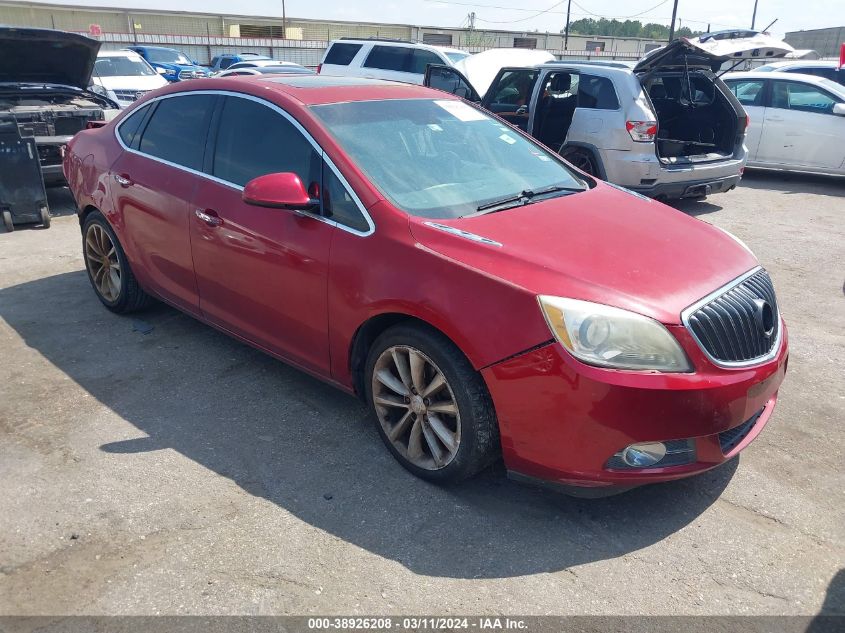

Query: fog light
(622, 442), (667, 467)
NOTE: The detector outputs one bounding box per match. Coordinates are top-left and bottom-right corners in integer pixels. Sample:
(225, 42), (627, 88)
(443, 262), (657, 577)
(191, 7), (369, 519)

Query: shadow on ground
(740, 170), (845, 197)
(0, 270), (738, 579)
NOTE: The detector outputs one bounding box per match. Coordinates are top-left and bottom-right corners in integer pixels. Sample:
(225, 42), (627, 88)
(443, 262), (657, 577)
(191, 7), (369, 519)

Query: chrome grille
(683, 268), (780, 366)
(113, 89), (146, 102)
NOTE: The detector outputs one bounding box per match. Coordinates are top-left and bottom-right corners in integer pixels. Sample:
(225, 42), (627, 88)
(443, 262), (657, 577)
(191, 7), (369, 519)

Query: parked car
(92, 49), (168, 108)
(754, 60), (845, 86)
(63, 75), (788, 496)
(0, 27), (116, 187)
(209, 53), (272, 73)
(318, 38), (468, 84)
(426, 40), (753, 199)
(217, 65), (315, 78)
(127, 46), (210, 82)
(723, 71), (845, 176)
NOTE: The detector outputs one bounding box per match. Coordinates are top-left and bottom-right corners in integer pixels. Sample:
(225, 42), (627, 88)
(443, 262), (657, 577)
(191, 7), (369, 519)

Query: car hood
(635, 34), (793, 74)
(408, 184), (759, 325)
(0, 27), (100, 89)
(93, 74), (169, 90)
(454, 48), (555, 98)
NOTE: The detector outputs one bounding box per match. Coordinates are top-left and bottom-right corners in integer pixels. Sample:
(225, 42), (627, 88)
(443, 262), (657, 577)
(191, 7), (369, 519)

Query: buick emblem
(753, 299), (775, 338)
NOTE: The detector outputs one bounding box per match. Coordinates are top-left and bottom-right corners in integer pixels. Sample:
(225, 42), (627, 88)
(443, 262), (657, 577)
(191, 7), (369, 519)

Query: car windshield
(94, 56), (156, 77)
(146, 49), (192, 65)
(445, 52), (470, 64)
(311, 98), (586, 218)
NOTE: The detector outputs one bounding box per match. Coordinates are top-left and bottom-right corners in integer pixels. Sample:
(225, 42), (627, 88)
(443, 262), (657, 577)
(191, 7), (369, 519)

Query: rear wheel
(365, 324), (499, 483)
(560, 146), (599, 177)
(82, 211), (152, 313)
(2, 210), (13, 233)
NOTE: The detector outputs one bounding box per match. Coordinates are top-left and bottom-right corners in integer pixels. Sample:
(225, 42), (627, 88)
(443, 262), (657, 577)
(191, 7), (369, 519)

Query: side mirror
(242, 172), (318, 210)
(833, 103), (845, 116)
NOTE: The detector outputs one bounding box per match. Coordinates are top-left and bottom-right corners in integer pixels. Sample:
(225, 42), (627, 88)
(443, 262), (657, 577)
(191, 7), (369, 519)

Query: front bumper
(481, 323), (788, 492)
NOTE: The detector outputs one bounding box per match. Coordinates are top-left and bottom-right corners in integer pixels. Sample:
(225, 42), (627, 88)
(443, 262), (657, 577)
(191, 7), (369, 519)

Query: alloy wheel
(372, 345), (461, 470)
(85, 224), (122, 302)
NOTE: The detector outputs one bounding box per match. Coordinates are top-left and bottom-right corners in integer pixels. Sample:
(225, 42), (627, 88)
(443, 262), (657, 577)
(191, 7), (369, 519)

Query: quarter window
(324, 43), (363, 66)
(726, 79), (765, 107)
(117, 103), (150, 148)
(363, 46), (413, 72)
(138, 94), (215, 169)
(212, 96), (320, 188)
(578, 74), (619, 109)
(323, 163), (369, 232)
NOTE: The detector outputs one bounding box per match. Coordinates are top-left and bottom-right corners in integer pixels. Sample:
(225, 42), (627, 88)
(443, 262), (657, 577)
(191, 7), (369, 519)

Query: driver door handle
(195, 208), (223, 227)
(114, 173), (132, 187)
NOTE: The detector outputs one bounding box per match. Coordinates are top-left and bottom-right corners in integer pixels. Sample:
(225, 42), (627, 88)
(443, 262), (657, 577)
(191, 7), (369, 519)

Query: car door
(481, 68), (540, 131)
(757, 79), (845, 170)
(189, 94), (334, 374)
(725, 77), (767, 160)
(109, 93), (217, 315)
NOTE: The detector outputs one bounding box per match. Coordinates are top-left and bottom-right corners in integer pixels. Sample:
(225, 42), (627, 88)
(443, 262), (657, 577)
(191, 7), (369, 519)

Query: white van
(318, 38), (468, 85)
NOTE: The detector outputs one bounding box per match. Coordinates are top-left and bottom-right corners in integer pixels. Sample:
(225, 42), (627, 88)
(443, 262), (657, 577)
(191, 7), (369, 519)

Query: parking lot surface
(0, 174), (843, 615)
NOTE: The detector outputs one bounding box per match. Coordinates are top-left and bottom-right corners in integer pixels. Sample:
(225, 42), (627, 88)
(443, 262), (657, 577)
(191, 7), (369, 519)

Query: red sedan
(63, 75), (788, 496)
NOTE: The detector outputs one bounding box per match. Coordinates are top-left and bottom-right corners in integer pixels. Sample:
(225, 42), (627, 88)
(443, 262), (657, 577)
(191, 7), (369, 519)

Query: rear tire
(560, 146), (599, 177)
(40, 206), (51, 229)
(82, 211), (152, 314)
(2, 210), (13, 233)
(365, 323), (499, 483)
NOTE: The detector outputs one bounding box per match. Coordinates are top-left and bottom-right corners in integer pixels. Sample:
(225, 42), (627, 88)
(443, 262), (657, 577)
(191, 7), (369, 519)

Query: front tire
(82, 211), (152, 313)
(365, 324), (499, 483)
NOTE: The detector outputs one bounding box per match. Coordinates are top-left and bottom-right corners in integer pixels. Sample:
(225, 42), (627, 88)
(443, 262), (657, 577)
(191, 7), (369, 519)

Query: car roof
(331, 38), (446, 52)
(757, 60), (839, 69)
(722, 71), (845, 95)
(160, 74), (454, 106)
(98, 49), (142, 57)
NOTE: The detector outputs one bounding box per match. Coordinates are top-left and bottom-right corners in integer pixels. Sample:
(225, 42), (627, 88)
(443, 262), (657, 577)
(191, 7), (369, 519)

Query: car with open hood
(0, 26), (117, 185)
(63, 75), (788, 496)
(425, 35), (792, 199)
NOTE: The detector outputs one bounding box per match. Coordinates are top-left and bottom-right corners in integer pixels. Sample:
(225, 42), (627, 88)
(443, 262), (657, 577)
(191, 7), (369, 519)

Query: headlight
(538, 296), (692, 372)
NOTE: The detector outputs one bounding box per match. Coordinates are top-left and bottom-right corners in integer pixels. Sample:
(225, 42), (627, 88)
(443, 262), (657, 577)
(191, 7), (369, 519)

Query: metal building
(785, 26), (845, 58)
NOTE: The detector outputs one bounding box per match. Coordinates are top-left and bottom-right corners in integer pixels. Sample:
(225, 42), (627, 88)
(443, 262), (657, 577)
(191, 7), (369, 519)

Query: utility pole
(281, 0), (287, 39)
(668, 0), (679, 42)
(751, 0), (758, 29)
(564, 0), (572, 50)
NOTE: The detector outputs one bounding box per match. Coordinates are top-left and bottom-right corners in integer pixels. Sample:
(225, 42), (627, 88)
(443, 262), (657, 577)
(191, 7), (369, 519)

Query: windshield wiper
(468, 185), (583, 216)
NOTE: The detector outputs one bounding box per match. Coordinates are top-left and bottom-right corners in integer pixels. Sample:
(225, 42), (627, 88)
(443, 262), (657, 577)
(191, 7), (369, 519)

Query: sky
(22, 0), (845, 39)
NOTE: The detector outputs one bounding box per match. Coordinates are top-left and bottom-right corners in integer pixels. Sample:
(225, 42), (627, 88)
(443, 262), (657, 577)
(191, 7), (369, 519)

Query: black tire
(560, 146), (599, 177)
(40, 206), (51, 229)
(82, 210), (153, 314)
(365, 323), (499, 483)
(2, 210), (13, 233)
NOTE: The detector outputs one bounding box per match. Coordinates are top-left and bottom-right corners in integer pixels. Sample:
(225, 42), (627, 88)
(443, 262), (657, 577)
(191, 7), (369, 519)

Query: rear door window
(324, 43), (363, 66)
(363, 46), (413, 72)
(211, 96), (320, 188)
(138, 94), (216, 170)
(578, 74), (619, 109)
(409, 49), (444, 74)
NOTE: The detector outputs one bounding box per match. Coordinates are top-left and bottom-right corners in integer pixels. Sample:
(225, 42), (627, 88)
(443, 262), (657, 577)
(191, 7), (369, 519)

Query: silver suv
(425, 40), (752, 199)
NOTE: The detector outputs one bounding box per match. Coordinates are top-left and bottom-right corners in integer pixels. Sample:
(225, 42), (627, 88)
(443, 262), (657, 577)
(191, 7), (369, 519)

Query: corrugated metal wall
(0, 1), (661, 65)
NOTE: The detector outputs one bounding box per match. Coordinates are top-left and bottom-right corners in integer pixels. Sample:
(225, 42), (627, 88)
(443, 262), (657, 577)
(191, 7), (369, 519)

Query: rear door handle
(195, 208), (223, 227)
(114, 173), (132, 187)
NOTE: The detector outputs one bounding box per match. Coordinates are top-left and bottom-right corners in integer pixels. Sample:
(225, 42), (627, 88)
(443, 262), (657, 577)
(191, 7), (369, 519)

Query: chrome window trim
(113, 89), (375, 237)
(680, 266), (783, 369)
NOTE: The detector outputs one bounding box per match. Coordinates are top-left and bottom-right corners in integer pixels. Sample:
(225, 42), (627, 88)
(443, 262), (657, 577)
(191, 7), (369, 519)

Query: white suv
(318, 38), (469, 85)
(426, 40), (754, 199)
